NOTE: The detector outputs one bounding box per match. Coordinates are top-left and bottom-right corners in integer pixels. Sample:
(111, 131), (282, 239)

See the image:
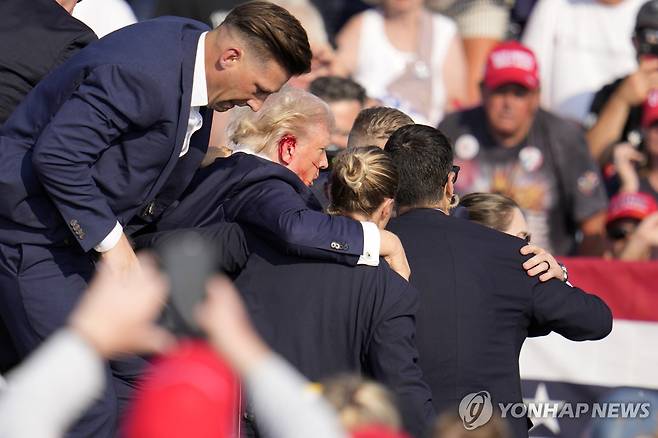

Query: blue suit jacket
(155, 152), (365, 261)
(388, 209), (613, 438)
(0, 17), (211, 251)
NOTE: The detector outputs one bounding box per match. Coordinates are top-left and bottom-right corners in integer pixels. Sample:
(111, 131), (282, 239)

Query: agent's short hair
(328, 146), (398, 217)
(384, 124), (453, 208)
(348, 107), (414, 149)
(459, 193), (519, 233)
(222, 1), (312, 76)
(227, 87), (332, 155)
(309, 76), (367, 105)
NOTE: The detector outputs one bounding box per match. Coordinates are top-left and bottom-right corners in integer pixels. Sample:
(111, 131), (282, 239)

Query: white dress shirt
(95, 32), (209, 252)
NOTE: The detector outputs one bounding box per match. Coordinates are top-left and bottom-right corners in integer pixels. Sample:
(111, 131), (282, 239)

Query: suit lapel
(158, 26), (203, 186)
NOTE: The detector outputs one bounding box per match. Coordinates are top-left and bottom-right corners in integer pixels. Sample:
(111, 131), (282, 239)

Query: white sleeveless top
(353, 8), (456, 125)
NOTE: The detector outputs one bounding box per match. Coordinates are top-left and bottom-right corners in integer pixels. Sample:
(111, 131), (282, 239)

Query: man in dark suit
(0, 3), (312, 437)
(154, 89), (410, 275)
(234, 230), (433, 438)
(0, 0), (97, 373)
(385, 125), (613, 438)
(0, 0), (97, 126)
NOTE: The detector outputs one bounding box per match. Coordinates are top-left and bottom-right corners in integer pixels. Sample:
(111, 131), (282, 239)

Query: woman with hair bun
(328, 146), (398, 230)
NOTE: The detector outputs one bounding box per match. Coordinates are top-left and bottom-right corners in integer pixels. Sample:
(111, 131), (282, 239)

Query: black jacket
(234, 230), (435, 437)
(388, 209), (613, 437)
(0, 0), (97, 125)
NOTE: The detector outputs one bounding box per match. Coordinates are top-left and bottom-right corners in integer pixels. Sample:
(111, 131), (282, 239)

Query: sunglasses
(607, 227), (631, 241)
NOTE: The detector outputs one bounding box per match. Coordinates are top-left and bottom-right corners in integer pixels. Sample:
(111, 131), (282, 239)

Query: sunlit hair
(321, 374), (402, 431)
(348, 107), (414, 148)
(226, 87), (333, 155)
(459, 192), (519, 233)
(328, 146), (398, 217)
(220, 1), (312, 75)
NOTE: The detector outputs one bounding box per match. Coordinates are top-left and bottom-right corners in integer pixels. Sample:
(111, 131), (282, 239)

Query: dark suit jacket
(387, 209), (613, 438)
(155, 152), (366, 261)
(0, 17), (211, 252)
(0, 0), (97, 125)
(234, 230), (435, 437)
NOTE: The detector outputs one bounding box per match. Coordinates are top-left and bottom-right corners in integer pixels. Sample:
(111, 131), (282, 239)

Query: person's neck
(397, 203), (448, 216)
(488, 124), (531, 148)
(384, 7), (422, 26)
(56, 0), (77, 14)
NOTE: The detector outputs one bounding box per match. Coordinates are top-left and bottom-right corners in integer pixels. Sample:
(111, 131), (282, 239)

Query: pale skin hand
(615, 58), (658, 107)
(618, 214), (658, 261)
(68, 254), (173, 358)
(612, 142), (646, 193)
(380, 230), (411, 281)
(196, 276), (270, 375)
(100, 233), (140, 276)
(520, 244), (565, 282)
(586, 59), (658, 160)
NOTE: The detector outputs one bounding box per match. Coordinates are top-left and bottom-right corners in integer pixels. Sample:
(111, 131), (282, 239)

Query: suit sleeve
(365, 279), (435, 437)
(31, 64), (166, 252)
(529, 278), (613, 340)
(227, 178), (366, 263)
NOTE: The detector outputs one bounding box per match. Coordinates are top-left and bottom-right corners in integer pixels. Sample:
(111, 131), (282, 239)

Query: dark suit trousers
(0, 242), (147, 438)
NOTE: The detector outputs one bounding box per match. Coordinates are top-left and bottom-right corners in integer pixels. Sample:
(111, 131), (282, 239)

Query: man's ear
(218, 48), (242, 70)
(382, 198), (395, 221)
(278, 134), (297, 165)
(444, 176), (455, 201)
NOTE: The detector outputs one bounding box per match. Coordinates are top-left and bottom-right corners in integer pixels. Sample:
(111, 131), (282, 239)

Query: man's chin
(213, 102), (236, 112)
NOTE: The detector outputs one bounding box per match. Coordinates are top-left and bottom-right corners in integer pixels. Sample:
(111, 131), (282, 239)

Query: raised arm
(229, 179), (410, 278)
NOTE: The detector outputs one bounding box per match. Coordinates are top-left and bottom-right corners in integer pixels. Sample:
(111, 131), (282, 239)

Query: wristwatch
(557, 262), (569, 283)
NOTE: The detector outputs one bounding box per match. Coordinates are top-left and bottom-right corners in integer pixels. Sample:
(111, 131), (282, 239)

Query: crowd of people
(0, 0), (655, 437)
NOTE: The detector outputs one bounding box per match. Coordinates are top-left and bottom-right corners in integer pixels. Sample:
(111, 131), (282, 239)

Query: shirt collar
(232, 146), (272, 162)
(191, 32), (209, 107)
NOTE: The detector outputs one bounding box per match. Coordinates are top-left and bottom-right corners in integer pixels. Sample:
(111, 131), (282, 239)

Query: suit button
(331, 241), (348, 251)
(69, 219), (85, 239)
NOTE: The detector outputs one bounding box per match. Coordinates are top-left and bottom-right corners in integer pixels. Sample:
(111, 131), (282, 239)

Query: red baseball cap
(122, 341), (240, 438)
(642, 89), (658, 128)
(483, 41), (540, 91)
(606, 192), (658, 225)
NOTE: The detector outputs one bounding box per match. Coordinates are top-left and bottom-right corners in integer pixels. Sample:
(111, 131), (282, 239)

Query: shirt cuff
(94, 221), (123, 253)
(357, 221), (380, 266)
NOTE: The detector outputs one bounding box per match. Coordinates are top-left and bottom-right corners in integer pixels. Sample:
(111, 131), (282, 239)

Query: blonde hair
(227, 87), (333, 155)
(347, 107), (414, 149)
(328, 146), (398, 217)
(321, 374), (401, 431)
(459, 193), (519, 233)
